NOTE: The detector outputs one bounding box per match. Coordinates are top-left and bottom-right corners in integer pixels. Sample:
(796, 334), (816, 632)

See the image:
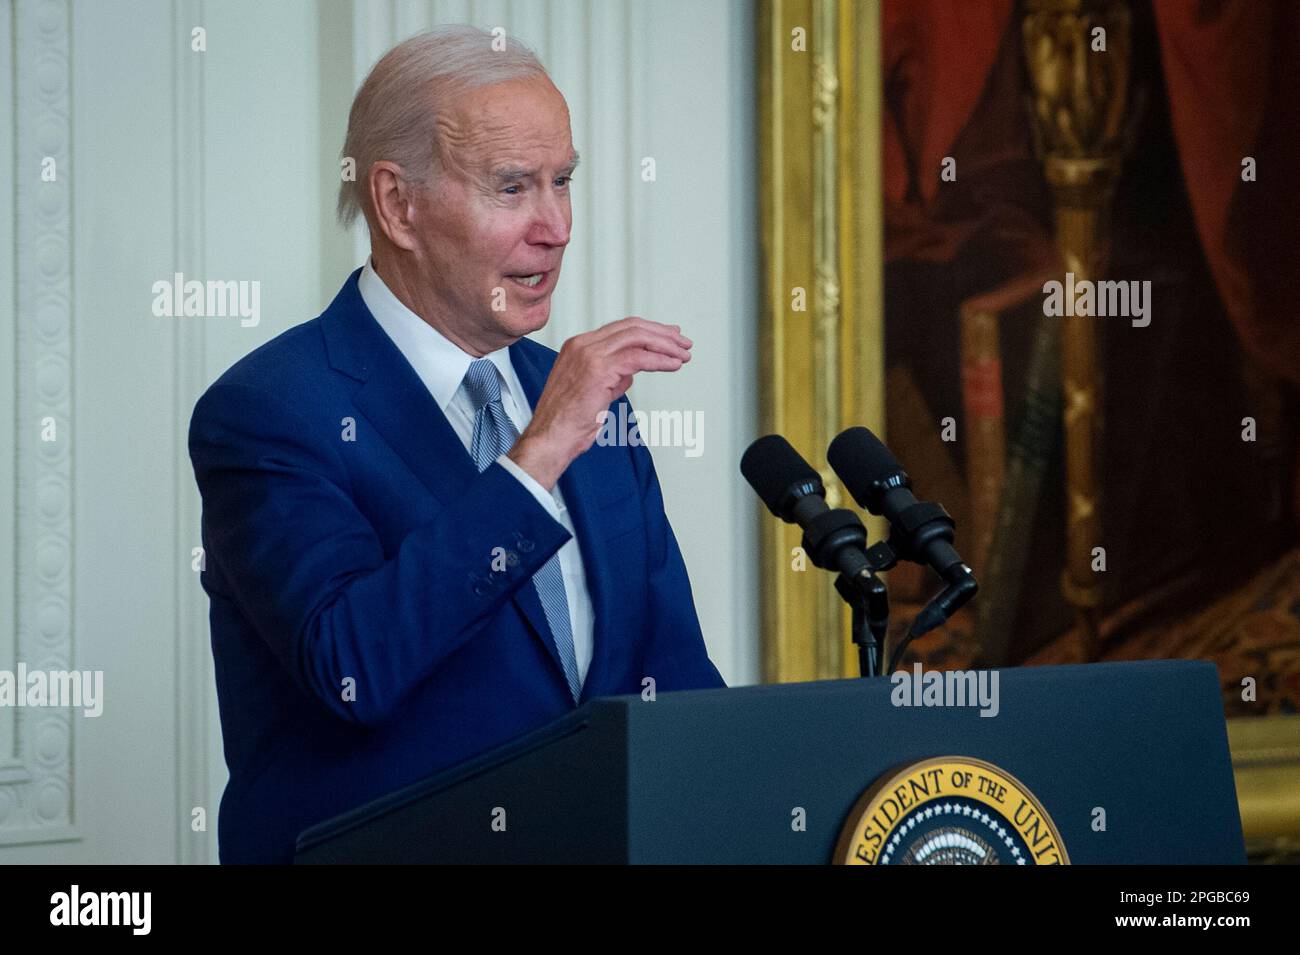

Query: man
(188, 25), (726, 865)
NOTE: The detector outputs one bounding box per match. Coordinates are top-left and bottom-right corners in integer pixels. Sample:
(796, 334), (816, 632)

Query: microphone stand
(834, 565), (891, 678)
(798, 508), (894, 679)
(837, 540), (901, 678)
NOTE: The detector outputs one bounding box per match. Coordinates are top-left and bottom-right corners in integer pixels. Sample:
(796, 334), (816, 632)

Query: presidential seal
(833, 756), (1069, 865)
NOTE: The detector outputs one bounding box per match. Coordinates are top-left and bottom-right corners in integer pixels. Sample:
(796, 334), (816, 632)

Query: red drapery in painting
(882, 0), (1300, 387)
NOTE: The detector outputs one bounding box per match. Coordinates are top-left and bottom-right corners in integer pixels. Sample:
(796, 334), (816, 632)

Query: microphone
(740, 435), (872, 583)
(827, 426), (978, 650)
(827, 426), (962, 573)
(741, 434), (891, 676)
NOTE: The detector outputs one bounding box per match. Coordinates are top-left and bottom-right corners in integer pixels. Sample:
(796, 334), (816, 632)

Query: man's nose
(530, 193), (571, 246)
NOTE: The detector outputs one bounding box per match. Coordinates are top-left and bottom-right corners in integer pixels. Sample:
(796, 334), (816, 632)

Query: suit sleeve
(627, 424), (728, 690)
(188, 380), (572, 729)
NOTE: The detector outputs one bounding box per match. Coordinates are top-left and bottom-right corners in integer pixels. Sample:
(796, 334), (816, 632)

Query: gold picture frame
(758, 0), (885, 682)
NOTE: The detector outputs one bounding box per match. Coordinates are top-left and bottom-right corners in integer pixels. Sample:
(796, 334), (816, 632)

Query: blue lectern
(294, 660), (1243, 864)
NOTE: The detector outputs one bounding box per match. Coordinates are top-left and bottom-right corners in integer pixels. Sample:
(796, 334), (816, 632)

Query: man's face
(409, 76), (576, 354)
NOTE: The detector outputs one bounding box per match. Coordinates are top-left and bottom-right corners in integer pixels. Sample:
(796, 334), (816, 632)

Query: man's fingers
(583, 316), (691, 349)
(598, 327), (692, 362)
(615, 347), (688, 376)
(586, 316), (656, 342)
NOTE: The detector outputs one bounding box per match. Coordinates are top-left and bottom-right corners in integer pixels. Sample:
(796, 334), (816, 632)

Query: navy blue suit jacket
(188, 269), (726, 864)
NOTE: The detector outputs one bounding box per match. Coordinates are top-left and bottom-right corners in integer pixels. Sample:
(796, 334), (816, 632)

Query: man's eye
(503, 185), (522, 195)
(554, 175), (572, 188)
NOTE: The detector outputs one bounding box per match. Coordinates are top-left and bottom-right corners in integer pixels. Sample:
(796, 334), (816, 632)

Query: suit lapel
(321, 270), (476, 505)
(319, 271), (568, 686)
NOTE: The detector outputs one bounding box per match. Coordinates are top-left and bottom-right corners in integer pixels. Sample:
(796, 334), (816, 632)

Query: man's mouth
(506, 271), (549, 290)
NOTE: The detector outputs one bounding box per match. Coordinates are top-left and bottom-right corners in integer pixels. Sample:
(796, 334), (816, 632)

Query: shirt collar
(357, 255), (516, 413)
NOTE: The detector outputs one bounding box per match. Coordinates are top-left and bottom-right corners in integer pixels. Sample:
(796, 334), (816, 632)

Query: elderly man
(188, 25), (726, 865)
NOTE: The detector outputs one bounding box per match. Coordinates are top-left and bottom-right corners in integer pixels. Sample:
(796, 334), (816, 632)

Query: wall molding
(2, 0), (79, 847)
(172, 0), (211, 865)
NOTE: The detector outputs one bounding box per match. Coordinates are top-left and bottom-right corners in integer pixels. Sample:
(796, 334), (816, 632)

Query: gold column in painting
(1022, 0), (1131, 660)
(758, 0), (884, 682)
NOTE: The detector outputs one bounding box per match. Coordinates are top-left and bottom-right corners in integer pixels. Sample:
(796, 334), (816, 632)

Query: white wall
(0, 0), (757, 864)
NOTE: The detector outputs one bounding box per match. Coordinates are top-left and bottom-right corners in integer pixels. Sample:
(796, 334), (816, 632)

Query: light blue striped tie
(463, 358), (582, 702)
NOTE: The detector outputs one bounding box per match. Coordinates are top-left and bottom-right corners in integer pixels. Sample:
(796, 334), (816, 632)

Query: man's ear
(368, 161), (421, 252)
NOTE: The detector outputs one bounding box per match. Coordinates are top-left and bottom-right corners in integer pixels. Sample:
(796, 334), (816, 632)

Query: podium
(294, 660), (1244, 864)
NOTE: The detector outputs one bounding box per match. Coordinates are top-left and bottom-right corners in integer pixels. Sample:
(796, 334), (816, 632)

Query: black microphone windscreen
(827, 426), (902, 508)
(740, 434), (822, 516)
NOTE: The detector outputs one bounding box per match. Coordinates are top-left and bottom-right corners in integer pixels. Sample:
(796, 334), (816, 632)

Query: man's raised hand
(507, 317), (692, 490)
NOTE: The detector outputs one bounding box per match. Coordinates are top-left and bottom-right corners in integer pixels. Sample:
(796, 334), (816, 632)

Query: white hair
(337, 24), (550, 230)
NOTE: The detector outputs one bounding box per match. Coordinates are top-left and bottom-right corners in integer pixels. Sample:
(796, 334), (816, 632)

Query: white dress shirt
(358, 256), (594, 685)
